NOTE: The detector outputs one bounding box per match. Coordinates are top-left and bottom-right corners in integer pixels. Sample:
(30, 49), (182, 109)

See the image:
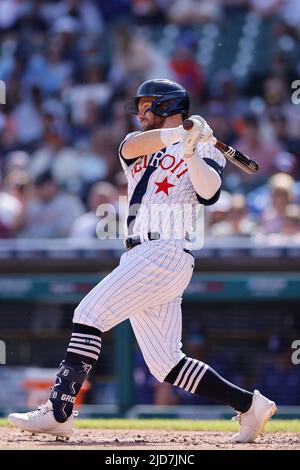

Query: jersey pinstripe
(73, 133), (225, 384)
(119, 133), (226, 241)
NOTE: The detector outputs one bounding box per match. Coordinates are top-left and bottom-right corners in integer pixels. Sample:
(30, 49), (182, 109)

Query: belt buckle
(148, 232), (160, 241)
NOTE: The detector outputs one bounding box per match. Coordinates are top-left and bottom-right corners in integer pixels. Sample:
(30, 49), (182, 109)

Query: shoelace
(27, 404), (79, 419)
(28, 403), (50, 418)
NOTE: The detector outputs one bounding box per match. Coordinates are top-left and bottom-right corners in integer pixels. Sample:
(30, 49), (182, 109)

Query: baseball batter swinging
(8, 79), (276, 442)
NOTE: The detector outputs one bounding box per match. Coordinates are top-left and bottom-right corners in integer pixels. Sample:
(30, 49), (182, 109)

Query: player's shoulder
(119, 131), (142, 153)
(196, 142), (226, 168)
(119, 131), (143, 170)
(121, 131), (141, 143)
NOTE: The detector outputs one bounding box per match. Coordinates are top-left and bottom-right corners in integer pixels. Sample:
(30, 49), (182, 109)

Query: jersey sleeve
(119, 131), (142, 171)
(194, 142), (226, 206)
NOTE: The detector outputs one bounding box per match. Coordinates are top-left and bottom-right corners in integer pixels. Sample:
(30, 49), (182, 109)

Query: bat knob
(183, 119), (193, 130)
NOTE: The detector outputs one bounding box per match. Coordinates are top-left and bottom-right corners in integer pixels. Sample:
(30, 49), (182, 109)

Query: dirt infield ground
(1, 428), (299, 450)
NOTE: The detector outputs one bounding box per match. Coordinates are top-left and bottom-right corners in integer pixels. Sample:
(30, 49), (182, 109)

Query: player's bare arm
(121, 126), (182, 159)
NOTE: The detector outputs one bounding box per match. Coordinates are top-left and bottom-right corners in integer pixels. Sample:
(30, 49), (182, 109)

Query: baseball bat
(183, 119), (259, 175)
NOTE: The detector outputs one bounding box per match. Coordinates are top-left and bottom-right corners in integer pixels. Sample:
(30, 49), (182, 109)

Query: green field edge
(1, 418), (300, 433)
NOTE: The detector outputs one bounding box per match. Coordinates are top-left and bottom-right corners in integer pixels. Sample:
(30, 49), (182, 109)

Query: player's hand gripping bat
(183, 118), (259, 175)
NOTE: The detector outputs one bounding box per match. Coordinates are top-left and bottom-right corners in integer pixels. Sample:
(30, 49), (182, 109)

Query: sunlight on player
(8, 79), (276, 442)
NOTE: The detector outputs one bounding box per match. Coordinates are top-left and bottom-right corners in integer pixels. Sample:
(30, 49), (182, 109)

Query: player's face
(137, 97), (164, 131)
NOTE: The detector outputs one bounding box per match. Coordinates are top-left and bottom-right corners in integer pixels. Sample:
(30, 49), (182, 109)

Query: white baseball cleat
(8, 400), (75, 438)
(231, 390), (277, 443)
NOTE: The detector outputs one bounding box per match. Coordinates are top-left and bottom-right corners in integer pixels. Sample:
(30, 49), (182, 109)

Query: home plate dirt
(1, 428), (299, 450)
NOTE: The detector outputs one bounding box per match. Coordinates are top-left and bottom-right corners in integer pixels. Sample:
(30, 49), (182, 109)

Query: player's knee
(73, 304), (98, 327)
(148, 364), (176, 383)
(73, 306), (87, 326)
(73, 299), (112, 331)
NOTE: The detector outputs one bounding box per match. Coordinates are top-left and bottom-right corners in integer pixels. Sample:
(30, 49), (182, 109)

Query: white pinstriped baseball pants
(73, 240), (194, 381)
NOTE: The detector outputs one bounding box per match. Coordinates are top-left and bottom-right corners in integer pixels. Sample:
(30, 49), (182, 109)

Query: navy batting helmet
(126, 79), (190, 119)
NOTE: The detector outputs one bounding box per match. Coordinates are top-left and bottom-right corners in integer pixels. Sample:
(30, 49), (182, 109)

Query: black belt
(125, 232), (160, 250)
(125, 232), (193, 256)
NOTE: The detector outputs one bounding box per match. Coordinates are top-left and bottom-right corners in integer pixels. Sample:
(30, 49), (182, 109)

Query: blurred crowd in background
(1, 1), (300, 411)
(0, 0), (300, 241)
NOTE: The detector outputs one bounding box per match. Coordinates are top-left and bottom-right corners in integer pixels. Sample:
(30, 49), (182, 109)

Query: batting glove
(182, 115), (214, 158)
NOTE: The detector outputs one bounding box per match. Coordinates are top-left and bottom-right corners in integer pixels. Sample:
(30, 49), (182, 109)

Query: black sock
(164, 356), (253, 413)
(49, 323), (102, 423)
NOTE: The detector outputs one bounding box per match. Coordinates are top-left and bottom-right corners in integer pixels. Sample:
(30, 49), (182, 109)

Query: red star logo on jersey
(154, 176), (175, 195)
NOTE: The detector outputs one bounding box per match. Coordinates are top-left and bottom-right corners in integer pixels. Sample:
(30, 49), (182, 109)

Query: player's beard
(143, 115), (165, 131)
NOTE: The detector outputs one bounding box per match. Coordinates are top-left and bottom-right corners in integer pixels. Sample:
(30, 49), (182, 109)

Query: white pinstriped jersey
(119, 133), (226, 242)
(74, 134), (226, 382)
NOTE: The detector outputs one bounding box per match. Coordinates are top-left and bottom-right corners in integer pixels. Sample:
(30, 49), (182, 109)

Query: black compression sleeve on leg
(50, 323), (102, 422)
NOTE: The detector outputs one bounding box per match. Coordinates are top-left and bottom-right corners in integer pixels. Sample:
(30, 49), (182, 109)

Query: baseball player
(8, 79), (276, 442)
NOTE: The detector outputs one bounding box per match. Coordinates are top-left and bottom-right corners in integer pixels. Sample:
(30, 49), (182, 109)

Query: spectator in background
(12, 85), (44, 148)
(168, 0), (222, 25)
(18, 169), (84, 238)
(263, 76), (300, 139)
(281, 205), (300, 237)
(0, 0), (298, 243)
(61, 0), (104, 35)
(210, 194), (256, 237)
(77, 128), (117, 185)
(30, 124), (81, 192)
(205, 102), (237, 145)
(206, 190), (232, 233)
(0, 183), (23, 238)
(269, 113), (300, 174)
(70, 181), (117, 239)
(5, 168), (30, 201)
(248, 0), (283, 18)
(246, 154), (300, 219)
(71, 99), (103, 143)
(4, 150), (29, 173)
(272, 151), (298, 178)
(0, 0), (24, 30)
(232, 113), (282, 184)
(109, 26), (173, 85)
(169, 44), (204, 100)
(266, 204), (300, 245)
(131, 0), (167, 25)
(276, 0), (300, 28)
(208, 73), (248, 120)
(259, 172), (296, 235)
(25, 40), (73, 95)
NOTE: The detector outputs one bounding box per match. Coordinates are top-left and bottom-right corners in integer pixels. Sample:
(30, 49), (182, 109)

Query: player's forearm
(121, 127), (182, 159)
(185, 153), (221, 199)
